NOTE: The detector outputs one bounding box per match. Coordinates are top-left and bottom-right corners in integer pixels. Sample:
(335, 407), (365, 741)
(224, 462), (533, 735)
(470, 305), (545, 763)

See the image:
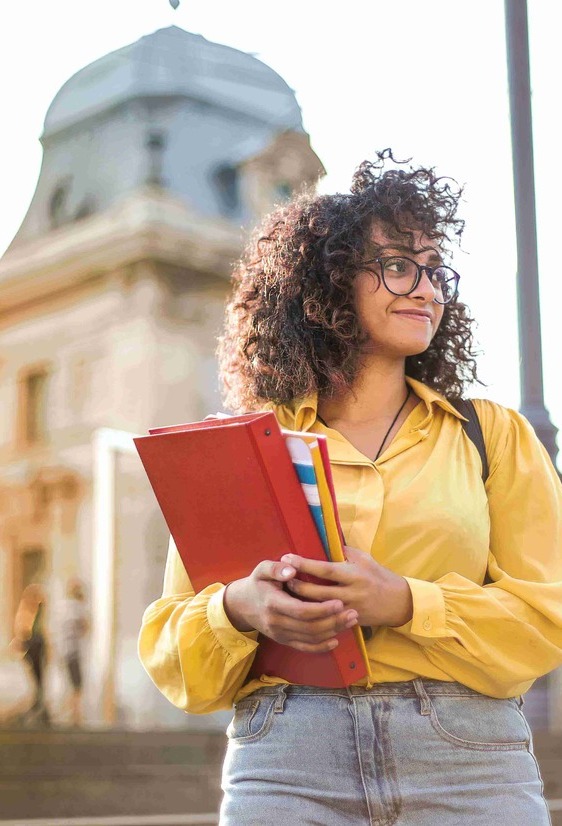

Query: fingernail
(327, 639), (338, 649)
(281, 567), (294, 577)
(347, 611), (358, 621)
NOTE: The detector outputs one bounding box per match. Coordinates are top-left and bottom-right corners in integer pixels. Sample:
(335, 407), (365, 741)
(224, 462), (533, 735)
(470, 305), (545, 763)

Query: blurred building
(0, 26), (323, 728)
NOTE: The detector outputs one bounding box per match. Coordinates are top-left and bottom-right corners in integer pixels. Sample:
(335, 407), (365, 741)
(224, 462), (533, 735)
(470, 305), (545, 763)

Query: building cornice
(0, 188), (245, 314)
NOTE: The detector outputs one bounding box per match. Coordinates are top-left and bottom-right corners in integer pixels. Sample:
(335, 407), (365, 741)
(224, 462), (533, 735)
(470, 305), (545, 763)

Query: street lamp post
(504, 0), (562, 734)
(504, 0), (559, 469)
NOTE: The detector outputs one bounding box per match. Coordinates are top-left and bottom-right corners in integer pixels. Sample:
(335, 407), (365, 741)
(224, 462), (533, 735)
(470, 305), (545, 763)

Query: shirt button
(237, 639), (247, 647)
(423, 620), (432, 631)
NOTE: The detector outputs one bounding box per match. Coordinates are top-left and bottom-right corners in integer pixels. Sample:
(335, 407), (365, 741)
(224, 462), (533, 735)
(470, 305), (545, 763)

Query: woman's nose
(411, 269), (437, 301)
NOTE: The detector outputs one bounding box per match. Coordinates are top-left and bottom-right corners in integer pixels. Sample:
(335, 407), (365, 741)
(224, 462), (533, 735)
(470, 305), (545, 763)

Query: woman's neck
(318, 359), (409, 427)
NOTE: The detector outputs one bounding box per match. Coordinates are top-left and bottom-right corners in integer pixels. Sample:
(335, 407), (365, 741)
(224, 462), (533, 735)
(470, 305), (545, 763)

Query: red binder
(134, 411), (367, 688)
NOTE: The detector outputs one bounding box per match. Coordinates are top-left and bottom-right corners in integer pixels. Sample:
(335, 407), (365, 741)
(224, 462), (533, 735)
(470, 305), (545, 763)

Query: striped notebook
(283, 435), (330, 557)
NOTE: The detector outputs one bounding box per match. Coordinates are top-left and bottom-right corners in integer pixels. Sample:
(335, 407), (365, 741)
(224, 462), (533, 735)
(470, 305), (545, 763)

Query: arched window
(18, 365), (50, 445)
(49, 183), (70, 229)
(214, 165), (240, 216)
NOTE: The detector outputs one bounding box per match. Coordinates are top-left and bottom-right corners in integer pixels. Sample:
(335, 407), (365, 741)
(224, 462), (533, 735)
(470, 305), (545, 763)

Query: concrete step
(1, 727), (560, 822)
(0, 728), (226, 770)
(0, 818), (218, 826)
(0, 729), (225, 821)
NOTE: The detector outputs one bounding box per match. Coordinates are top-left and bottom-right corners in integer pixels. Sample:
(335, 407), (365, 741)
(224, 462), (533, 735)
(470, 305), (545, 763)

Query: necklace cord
(316, 387), (411, 461)
(373, 388), (411, 461)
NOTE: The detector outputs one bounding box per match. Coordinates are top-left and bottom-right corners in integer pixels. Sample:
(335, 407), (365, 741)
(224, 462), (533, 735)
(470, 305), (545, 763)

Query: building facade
(0, 26), (323, 729)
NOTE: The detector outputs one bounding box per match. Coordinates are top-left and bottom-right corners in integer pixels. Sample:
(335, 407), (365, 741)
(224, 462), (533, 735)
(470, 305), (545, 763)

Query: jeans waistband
(247, 679), (494, 701)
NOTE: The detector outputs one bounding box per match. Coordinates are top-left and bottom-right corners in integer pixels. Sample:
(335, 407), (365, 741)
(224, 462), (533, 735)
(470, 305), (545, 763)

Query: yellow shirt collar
(272, 376), (468, 432)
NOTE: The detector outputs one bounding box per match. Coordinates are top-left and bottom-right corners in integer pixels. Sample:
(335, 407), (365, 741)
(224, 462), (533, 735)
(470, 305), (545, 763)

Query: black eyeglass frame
(360, 255), (460, 305)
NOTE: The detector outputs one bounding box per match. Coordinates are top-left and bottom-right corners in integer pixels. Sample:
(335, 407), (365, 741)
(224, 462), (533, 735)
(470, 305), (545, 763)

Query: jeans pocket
(226, 695), (277, 743)
(428, 695), (530, 751)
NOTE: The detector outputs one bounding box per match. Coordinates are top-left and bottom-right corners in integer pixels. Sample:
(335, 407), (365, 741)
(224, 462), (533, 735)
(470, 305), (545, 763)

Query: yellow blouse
(138, 377), (562, 714)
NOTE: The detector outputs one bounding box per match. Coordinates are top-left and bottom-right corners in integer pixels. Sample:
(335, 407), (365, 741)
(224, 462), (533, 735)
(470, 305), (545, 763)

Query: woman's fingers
(253, 559), (297, 583)
(271, 588), (344, 619)
(283, 638), (340, 653)
(246, 558), (361, 650)
(285, 579), (345, 602)
(270, 610), (358, 640)
(262, 597), (358, 649)
(280, 554), (355, 583)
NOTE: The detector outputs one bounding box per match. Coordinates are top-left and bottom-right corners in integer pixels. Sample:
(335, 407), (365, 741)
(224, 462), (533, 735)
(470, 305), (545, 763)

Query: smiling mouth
(394, 311), (432, 323)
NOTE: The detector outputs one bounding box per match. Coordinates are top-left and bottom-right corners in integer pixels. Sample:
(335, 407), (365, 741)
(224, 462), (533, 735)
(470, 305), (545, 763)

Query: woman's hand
(281, 546), (413, 628)
(223, 560), (359, 653)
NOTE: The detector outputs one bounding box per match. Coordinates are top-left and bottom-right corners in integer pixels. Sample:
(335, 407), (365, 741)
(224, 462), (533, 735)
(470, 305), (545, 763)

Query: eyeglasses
(361, 256), (460, 305)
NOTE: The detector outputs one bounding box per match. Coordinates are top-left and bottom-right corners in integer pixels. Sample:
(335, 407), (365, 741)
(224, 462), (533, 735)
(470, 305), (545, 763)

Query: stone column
(89, 427), (139, 726)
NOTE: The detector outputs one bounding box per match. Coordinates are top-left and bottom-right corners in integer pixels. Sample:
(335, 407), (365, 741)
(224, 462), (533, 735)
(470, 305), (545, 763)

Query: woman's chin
(392, 335), (434, 357)
(359, 333), (434, 359)
(407, 339), (434, 356)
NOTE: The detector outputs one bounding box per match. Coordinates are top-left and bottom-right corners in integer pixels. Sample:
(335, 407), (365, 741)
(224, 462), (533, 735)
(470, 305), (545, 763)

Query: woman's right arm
(138, 537), (358, 714)
(138, 536), (261, 714)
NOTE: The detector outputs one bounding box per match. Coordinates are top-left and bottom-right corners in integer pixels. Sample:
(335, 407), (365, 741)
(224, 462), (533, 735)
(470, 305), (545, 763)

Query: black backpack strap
(450, 398), (489, 484)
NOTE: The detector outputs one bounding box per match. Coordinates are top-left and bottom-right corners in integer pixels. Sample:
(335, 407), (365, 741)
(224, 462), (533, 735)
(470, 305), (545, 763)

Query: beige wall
(0, 248), (231, 727)
(0, 130), (323, 728)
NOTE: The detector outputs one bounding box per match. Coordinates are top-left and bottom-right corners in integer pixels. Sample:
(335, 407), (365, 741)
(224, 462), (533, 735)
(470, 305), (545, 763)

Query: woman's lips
(393, 311), (432, 323)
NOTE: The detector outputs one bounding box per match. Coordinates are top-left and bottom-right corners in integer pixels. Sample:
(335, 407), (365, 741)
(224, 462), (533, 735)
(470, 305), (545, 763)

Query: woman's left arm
(392, 402), (562, 697)
(285, 402), (562, 698)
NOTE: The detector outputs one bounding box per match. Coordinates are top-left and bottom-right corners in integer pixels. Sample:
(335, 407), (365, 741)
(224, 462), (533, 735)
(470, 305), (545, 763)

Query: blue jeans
(220, 679), (551, 825)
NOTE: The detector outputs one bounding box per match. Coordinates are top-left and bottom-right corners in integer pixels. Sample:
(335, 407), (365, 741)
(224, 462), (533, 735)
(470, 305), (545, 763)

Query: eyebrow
(378, 244), (444, 265)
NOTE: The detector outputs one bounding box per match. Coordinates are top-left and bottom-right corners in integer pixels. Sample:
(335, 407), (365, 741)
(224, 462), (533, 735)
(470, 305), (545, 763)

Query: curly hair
(217, 149), (481, 413)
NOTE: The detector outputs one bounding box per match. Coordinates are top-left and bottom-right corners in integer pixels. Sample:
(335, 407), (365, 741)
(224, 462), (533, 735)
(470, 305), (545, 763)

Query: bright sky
(0, 0), (560, 465)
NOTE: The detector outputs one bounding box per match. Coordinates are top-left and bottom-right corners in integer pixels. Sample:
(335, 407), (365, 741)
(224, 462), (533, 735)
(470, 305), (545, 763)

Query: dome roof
(44, 26), (303, 138)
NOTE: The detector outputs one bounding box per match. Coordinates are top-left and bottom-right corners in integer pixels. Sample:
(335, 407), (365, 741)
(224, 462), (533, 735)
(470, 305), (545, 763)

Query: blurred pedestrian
(10, 583), (51, 727)
(57, 578), (89, 727)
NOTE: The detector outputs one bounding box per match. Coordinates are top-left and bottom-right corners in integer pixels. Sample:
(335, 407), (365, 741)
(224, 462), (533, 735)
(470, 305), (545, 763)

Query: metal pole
(504, 0), (559, 466)
(505, 0), (562, 736)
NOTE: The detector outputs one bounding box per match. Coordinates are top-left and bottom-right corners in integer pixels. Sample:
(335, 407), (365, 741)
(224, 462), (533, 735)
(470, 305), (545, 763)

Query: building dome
(6, 26), (321, 252)
(44, 26), (303, 139)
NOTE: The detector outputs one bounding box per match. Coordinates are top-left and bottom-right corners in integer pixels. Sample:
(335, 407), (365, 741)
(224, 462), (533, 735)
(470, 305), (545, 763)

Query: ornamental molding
(0, 188), (244, 315)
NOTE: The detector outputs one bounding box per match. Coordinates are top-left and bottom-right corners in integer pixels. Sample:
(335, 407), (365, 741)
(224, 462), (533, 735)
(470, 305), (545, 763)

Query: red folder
(134, 411), (367, 688)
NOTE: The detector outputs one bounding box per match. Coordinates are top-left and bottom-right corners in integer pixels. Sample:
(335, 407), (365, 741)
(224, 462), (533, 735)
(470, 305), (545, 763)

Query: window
(49, 185), (68, 228)
(70, 356), (91, 420)
(20, 548), (45, 592)
(74, 197), (95, 221)
(215, 165), (240, 215)
(274, 181), (293, 202)
(18, 366), (49, 445)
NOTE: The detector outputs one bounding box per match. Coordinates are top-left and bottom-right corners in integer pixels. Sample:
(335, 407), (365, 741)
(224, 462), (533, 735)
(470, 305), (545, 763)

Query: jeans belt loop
(274, 684), (287, 713)
(413, 678), (431, 716)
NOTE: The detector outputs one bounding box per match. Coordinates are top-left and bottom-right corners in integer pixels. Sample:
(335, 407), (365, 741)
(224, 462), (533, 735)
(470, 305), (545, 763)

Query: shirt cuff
(207, 586), (260, 657)
(393, 577), (448, 644)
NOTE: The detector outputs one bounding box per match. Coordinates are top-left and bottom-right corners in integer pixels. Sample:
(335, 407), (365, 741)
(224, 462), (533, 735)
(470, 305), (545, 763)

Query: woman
(138, 151), (562, 824)
(11, 583), (51, 727)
